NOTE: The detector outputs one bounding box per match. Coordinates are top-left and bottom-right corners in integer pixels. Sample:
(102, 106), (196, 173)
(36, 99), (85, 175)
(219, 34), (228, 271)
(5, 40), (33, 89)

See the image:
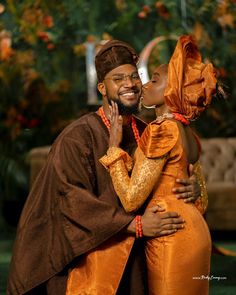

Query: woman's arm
(101, 146), (167, 212)
(111, 147), (167, 212)
(100, 102), (168, 212)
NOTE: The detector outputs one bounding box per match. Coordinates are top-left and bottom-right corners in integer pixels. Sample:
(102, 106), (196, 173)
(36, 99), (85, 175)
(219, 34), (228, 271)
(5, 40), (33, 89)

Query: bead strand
(98, 106), (140, 144)
(98, 106), (111, 129)
(135, 215), (143, 238)
(131, 117), (140, 144)
(172, 113), (190, 126)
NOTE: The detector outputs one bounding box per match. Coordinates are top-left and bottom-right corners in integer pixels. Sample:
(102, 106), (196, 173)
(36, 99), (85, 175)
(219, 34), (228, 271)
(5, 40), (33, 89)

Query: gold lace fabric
(193, 160), (208, 214)
(100, 146), (167, 212)
(99, 146), (133, 172)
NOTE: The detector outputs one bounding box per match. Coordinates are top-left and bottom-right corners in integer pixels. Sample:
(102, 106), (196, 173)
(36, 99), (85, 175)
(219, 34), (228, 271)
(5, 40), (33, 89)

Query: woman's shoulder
(139, 119), (179, 158)
(150, 118), (179, 131)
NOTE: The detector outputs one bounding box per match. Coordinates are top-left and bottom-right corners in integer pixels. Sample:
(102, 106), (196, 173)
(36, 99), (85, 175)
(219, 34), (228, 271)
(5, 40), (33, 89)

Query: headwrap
(164, 35), (217, 120)
(95, 39), (139, 82)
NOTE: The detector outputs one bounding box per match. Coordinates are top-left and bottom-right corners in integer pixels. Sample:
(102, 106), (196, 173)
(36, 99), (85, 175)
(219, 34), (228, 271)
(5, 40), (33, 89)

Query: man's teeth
(122, 92), (135, 96)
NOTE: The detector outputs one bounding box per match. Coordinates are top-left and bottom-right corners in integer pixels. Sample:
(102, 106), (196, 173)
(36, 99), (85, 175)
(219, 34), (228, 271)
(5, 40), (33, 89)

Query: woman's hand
(109, 101), (123, 147)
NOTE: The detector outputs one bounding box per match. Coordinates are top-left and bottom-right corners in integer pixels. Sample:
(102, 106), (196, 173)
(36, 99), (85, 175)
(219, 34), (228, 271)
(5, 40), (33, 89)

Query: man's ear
(97, 82), (106, 97)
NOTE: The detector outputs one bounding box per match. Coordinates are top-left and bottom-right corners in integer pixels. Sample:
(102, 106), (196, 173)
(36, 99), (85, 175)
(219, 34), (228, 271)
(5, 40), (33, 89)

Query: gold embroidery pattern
(107, 148), (167, 212)
(193, 160), (208, 214)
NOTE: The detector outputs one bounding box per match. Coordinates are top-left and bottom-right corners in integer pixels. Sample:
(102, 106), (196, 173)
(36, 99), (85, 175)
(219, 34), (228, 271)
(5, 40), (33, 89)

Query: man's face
(100, 64), (142, 115)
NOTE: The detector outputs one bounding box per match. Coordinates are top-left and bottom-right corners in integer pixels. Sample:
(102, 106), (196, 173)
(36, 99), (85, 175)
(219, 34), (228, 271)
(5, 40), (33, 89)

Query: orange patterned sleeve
(99, 120), (178, 212)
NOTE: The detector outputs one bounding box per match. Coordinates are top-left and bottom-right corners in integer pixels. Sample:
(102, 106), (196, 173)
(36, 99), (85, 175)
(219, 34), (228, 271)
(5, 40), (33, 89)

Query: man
(7, 40), (203, 295)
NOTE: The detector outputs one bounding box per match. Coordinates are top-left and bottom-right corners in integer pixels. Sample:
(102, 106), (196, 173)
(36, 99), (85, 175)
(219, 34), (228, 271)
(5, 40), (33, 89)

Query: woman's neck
(155, 104), (170, 118)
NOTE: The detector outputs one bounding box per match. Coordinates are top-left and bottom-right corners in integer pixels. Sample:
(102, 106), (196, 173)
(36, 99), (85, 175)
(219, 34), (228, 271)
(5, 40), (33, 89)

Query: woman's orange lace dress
(100, 119), (211, 295)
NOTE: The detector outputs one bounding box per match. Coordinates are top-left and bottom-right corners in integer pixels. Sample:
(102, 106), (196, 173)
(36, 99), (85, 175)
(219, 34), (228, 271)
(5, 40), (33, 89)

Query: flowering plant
(0, 0), (235, 226)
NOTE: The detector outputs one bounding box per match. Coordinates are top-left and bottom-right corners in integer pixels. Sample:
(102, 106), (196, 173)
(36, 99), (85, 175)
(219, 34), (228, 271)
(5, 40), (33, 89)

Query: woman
(100, 35), (218, 295)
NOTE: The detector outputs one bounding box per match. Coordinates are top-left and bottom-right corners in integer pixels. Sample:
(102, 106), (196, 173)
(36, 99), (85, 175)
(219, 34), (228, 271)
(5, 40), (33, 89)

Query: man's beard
(108, 98), (139, 115)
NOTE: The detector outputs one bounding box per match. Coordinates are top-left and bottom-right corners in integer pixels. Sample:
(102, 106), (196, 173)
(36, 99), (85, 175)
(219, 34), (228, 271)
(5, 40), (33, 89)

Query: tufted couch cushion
(200, 138), (236, 184)
(200, 138), (236, 230)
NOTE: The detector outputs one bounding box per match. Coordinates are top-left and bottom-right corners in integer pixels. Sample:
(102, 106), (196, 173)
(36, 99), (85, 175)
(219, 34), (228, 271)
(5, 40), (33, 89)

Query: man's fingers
(158, 229), (178, 236)
(184, 197), (196, 203)
(188, 163), (194, 176)
(173, 185), (193, 194)
(157, 224), (185, 237)
(149, 205), (165, 213)
(161, 217), (185, 225)
(175, 178), (191, 185)
(159, 211), (180, 218)
(163, 223), (184, 229)
(176, 191), (193, 199)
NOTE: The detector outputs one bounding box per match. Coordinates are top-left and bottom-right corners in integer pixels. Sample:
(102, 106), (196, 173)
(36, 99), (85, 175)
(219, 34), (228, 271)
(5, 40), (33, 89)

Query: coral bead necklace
(156, 112), (190, 126)
(98, 106), (140, 144)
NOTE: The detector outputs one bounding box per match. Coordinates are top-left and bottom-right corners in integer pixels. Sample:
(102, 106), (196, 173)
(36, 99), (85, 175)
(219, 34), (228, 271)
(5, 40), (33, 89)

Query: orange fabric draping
(164, 35), (217, 120)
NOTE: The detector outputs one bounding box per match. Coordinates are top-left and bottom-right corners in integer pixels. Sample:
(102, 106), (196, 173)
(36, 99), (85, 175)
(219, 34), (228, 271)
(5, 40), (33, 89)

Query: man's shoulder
(51, 112), (99, 145)
(133, 115), (148, 134)
(70, 111), (99, 126)
(62, 112), (100, 134)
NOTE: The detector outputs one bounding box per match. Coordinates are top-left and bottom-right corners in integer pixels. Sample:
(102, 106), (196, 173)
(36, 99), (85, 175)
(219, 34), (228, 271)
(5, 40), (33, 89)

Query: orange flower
(43, 15), (54, 28)
(37, 31), (50, 42)
(47, 43), (55, 50)
(138, 11), (147, 19)
(0, 4), (5, 14)
(0, 31), (14, 60)
(143, 5), (151, 13)
(155, 1), (170, 20)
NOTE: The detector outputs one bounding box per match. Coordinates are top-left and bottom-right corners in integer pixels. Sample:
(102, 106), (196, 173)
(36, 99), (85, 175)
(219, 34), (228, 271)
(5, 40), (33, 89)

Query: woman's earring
(142, 101), (156, 109)
(138, 97), (143, 111)
(139, 97), (156, 110)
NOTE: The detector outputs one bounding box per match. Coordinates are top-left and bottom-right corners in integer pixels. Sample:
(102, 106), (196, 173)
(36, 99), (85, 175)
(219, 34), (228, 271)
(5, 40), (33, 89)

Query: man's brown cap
(95, 39), (139, 82)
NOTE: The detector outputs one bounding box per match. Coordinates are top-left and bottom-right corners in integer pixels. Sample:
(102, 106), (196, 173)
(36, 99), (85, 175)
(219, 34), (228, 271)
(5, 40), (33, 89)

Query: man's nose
(123, 75), (134, 86)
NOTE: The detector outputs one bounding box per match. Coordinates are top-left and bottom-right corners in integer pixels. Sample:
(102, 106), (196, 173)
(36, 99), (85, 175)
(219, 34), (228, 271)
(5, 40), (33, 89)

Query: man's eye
(113, 77), (123, 82)
(132, 73), (140, 79)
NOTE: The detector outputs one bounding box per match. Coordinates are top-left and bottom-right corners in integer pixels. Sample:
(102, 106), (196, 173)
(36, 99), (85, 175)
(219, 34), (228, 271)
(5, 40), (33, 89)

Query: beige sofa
(28, 138), (236, 230)
(200, 138), (236, 230)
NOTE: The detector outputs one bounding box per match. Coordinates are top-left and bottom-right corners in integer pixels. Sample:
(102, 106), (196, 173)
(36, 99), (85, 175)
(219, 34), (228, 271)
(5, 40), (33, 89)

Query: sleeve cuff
(99, 147), (133, 171)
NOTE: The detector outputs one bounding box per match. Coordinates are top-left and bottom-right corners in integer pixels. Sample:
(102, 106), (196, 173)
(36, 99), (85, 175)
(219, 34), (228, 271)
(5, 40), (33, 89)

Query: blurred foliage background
(0, 0), (235, 226)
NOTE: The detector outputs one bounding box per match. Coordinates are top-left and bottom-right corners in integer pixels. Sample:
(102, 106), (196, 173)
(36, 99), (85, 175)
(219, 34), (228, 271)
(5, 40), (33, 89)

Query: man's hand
(126, 206), (185, 237)
(172, 164), (201, 203)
